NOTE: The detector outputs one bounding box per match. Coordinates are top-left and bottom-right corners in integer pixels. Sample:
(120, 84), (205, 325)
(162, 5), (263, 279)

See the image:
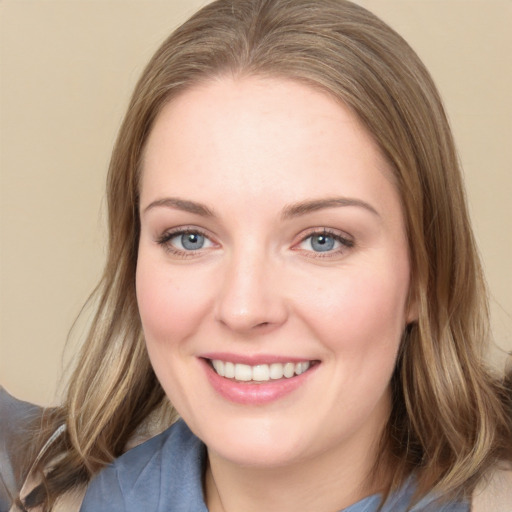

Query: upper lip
(200, 352), (316, 365)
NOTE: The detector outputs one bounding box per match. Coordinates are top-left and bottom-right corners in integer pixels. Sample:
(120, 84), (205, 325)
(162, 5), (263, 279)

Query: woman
(3, 0), (511, 510)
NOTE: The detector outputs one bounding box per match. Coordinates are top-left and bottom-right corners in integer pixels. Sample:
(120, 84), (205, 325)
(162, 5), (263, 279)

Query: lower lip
(200, 359), (318, 405)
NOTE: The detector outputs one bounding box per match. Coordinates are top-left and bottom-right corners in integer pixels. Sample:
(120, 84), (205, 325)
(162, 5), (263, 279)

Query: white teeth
(234, 363), (252, 381)
(269, 363), (284, 379)
(283, 362), (295, 378)
(295, 362), (309, 375)
(252, 364), (270, 381)
(212, 360), (225, 377)
(210, 360), (311, 382)
(225, 361), (235, 378)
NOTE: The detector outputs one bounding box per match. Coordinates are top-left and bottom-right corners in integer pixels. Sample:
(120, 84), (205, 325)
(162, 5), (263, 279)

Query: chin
(209, 437), (306, 469)
(190, 413), (317, 468)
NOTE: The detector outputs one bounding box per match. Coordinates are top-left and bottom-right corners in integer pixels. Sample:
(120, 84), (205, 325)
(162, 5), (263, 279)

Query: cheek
(296, 263), (409, 357)
(298, 266), (408, 422)
(135, 256), (212, 345)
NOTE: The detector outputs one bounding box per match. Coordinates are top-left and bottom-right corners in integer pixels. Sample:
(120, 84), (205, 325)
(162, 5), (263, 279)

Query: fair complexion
(136, 76), (415, 512)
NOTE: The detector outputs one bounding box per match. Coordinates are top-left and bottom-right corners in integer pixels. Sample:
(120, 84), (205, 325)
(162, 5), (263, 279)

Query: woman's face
(137, 76), (414, 470)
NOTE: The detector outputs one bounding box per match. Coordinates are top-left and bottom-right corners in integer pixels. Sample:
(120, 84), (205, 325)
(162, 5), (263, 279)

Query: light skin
(136, 76), (415, 512)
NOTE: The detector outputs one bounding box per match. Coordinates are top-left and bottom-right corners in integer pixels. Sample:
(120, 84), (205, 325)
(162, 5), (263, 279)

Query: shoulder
(379, 477), (470, 512)
(0, 386), (43, 511)
(0, 386), (43, 437)
(80, 419), (207, 512)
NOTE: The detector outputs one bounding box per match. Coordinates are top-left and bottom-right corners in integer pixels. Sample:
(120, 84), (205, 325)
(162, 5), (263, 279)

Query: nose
(214, 248), (288, 334)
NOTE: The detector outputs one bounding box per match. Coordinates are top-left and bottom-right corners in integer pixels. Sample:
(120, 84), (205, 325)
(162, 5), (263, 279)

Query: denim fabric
(0, 388), (43, 512)
(80, 420), (469, 512)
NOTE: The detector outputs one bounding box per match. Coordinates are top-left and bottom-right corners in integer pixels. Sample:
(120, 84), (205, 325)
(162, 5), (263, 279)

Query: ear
(405, 284), (419, 325)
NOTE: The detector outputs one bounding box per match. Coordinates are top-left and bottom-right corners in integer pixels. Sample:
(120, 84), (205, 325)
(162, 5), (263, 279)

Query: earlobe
(407, 304), (418, 325)
(405, 288), (419, 325)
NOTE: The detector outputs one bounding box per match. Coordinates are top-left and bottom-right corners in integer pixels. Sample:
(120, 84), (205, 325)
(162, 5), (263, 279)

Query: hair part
(25, 0), (512, 509)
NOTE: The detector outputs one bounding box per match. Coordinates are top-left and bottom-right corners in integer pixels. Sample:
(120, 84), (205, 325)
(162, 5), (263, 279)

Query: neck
(204, 431), (389, 512)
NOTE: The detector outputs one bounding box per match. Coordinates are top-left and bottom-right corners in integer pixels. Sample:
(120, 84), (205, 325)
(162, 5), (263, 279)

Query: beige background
(1, 0), (511, 406)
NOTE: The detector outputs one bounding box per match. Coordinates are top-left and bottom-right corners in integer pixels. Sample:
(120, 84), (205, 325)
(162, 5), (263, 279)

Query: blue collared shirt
(80, 420), (469, 512)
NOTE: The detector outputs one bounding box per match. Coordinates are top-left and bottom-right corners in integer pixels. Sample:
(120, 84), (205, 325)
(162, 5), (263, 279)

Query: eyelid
(154, 225), (354, 259)
(293, 228), (354, 256)
(156, 226), (218, 257)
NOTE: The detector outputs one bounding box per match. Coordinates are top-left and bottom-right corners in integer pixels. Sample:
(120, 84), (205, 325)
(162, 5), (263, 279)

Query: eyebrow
(142, 196), (379, 219)
(143, 197), (215, 217)
(281, 197), (380, 219)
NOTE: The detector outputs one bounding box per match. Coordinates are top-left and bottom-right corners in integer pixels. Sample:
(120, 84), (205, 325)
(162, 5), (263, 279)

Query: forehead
(140, 76), (400, 218)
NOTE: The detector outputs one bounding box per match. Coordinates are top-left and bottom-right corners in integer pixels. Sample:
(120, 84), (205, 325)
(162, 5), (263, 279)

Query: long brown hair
(24, 0), (512, 509)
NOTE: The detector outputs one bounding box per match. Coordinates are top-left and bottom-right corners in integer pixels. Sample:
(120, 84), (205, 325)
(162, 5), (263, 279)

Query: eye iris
(311, 234), (335, 252)
(181, 233), (204, 250)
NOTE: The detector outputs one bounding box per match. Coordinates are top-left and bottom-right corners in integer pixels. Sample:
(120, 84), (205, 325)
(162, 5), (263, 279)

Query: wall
(1, 0), (511, 405)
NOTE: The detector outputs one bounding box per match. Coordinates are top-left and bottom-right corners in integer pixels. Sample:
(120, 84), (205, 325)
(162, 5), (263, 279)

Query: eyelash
(156, 227), (214, 258)
(295, 228), (354, 258)
(155, 227), (354, 258)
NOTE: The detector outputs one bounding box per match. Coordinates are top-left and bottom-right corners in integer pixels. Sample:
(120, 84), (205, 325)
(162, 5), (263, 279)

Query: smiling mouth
(208, 359), (317, 382)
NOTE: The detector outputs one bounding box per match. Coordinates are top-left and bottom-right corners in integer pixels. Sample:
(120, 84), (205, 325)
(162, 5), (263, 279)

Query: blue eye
(157, 229), (214, 253)
(298, 230), (353, 254)
(178, 232), (206, 250)
(309, 233), (336, 252)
